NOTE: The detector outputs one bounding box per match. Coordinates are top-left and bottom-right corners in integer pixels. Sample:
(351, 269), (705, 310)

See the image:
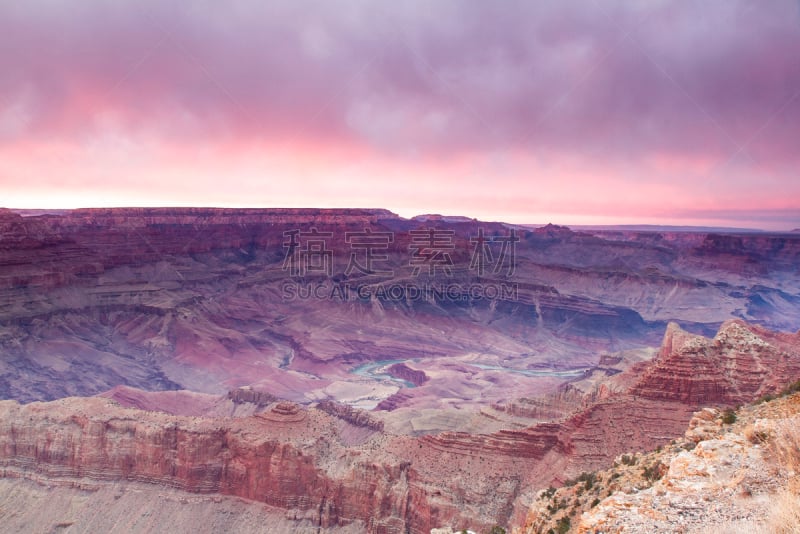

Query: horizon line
(4, 206), (798, 234)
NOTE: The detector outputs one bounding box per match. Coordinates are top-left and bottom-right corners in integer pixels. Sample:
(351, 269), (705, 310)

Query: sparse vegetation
(546, 496), (566, 514)
(722, 408), (737, 425)
(757, 393), (776, 404)
(642, 461), (664, 482)
(766, 491), (800, 534)
(769, 417), (800, 475)
(487, 527), (506, 534)
(528, 382), (800, 534)
(743, 424), (770, 444)
(580, 472), (597, 490)
(563, 471), (597, 490)
(780, 380), (800, 397)
(755, 381), (800, 406)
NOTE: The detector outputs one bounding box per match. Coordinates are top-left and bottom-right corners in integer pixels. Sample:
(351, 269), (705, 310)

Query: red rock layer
(227, 387), (278, 406)
(0, 398), (414, 532)
(387, 363), (428, 386)
(630, 320), (800, 405)
(1, 321), (799, 531)
(314, 400), (384, 431)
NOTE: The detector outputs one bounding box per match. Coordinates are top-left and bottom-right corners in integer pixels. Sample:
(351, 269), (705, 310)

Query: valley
(1, 208), (799, 531)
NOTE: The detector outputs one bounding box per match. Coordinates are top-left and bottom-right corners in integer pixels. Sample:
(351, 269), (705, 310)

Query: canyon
(1, 320), (799, 532)
(1, 208), (800, 531)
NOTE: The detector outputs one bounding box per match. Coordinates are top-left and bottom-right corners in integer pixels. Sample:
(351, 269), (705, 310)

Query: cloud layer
(2, 0), (799, 228)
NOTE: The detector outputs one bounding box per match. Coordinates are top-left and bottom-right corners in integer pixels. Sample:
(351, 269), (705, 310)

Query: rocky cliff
(1, 321), (798, 532)
(0, 397), (413, 532)
(630, 320), (800, 405)
(523, 390), (800, 533)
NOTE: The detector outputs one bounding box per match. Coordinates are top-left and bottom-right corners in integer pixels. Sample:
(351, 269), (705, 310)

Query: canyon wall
(1, 321), (798, 531)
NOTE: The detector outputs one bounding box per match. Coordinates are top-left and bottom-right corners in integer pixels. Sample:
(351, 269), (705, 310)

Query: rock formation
(314, 400), (385, 431)
(2, 208), (799, 410)
(2, 209), (800, 530)
(0, 321), (798, 532)
(387, 363), (428, 387)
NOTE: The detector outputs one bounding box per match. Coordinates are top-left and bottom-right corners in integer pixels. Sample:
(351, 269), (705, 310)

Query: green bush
(546, 497), (565, 514)
(722, 408), (737, 425)
(556, 516), (571, 534)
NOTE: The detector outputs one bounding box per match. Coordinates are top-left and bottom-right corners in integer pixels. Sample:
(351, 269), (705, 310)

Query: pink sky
(1, 0), (799, 229)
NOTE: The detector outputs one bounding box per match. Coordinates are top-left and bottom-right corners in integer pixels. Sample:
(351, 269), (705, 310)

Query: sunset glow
(2, 1), (800, 229)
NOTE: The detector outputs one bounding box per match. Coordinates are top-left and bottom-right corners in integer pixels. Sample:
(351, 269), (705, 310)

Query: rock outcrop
(573, 394), (800, 533)
(314, 400), (384, 431)
(227, 387), (278, 407)
(521, 391), (800, 534)
(387, 363), (428, 387)
(630, 320), (800, 405)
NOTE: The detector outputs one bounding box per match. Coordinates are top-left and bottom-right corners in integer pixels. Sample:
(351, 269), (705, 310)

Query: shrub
(743, 424), (770, 444)
(547, 497), (565, 514)
(488, 527), (506, 534)
(642, 461), (665, 482)
(556, 516), (571, 534)
(722, 409), (737, 425)
(757, 393), (776, 404)
(564, 471), (598, 491)
(780, 380), (800, 397)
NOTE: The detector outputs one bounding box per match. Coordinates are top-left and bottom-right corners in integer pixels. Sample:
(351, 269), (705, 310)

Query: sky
(1, 0), (799, 230)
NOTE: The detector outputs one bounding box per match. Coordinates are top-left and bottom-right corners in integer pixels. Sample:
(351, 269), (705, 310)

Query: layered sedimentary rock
(0, 396), (546, 532)
(227, 387), (278, 406)
(569, 395), (800, 533)
(1, 321), (798, 531)
(314, 400), (384, 431)
(631, 320), (800, 405)
(2, 208), (800, 410)
(387, 363), (428, 386)
(3, 208), (800, 529)
(0, 398), (411, 531)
